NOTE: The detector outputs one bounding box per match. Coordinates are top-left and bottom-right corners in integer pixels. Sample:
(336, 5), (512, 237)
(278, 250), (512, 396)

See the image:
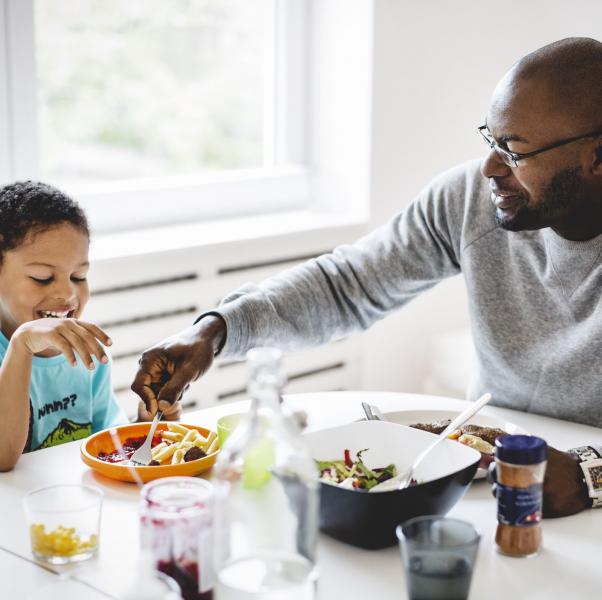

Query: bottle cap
(495, 435), (547, 465)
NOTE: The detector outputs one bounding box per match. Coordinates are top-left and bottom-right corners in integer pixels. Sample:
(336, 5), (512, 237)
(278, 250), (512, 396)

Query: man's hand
(14, 318), (111, 368)
(137, 397), (182, 422)
(131, 315), (226, 417)
(542, 446), (591, 518)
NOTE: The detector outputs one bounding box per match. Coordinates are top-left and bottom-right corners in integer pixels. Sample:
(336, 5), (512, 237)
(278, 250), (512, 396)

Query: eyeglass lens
(479, 128), (516, 167)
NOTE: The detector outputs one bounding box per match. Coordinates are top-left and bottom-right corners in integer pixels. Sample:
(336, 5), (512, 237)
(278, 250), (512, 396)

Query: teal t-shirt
(0, 331), (128, 452)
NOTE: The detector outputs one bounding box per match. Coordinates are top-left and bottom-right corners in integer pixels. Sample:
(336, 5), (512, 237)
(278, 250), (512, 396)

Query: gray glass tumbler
(397, 516), (480, 600)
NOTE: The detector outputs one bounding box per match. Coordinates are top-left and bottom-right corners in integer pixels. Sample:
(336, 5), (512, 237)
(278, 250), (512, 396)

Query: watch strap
(569, 445), (602, 462)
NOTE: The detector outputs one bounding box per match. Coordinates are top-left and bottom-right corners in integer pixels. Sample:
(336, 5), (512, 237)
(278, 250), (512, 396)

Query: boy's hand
(13, 318), (111, 369)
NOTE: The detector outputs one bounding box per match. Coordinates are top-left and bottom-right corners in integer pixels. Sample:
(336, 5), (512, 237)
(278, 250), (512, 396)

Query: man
(132, 38), (601, 517)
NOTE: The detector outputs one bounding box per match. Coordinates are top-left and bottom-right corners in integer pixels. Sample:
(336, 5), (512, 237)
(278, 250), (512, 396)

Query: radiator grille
(88, 249), (362, 419)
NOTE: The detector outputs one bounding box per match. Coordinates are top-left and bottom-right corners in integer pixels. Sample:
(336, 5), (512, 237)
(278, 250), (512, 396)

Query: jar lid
(495, 435), (547, 464)
(141, 476), (213, 513)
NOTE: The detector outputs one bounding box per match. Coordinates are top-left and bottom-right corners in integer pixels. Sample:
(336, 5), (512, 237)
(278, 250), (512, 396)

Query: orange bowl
(80, 422), (219, 483)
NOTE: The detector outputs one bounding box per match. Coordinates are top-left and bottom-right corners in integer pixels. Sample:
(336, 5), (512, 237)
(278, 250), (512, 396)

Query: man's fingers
(146, 393), (159, 418)
(137, 400), (153, 422)
(157, 366), (197, 405)
(158, 399), (181, 420)
(131, 369), (160, 415)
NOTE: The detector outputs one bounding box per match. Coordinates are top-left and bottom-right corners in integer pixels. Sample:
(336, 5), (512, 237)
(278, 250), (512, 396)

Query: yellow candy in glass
(30, 523), (98, 557)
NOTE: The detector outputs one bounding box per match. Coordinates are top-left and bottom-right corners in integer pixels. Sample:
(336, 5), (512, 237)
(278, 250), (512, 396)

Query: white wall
(362, 0), (602, 396)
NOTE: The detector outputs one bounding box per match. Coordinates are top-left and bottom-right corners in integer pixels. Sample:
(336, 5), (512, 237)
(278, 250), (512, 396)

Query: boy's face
(0, 223), (90, 339)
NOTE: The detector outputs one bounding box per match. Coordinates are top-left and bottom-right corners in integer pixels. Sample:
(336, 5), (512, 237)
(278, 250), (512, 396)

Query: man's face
(480, 75), (592, 232)
(0, 223), (90, 341)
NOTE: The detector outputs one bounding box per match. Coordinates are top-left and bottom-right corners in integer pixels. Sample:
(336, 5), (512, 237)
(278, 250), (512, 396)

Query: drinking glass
(216, 413), (245, 447)
(397, 516), (480, 600)
(23, 484), (103, 564)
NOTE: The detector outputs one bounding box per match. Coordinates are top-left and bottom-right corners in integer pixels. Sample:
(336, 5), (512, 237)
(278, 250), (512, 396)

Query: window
(0, 0), (308, 231)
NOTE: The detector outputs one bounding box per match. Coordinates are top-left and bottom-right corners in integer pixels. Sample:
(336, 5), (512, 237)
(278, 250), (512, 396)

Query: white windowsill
(90, 209), (369, 263)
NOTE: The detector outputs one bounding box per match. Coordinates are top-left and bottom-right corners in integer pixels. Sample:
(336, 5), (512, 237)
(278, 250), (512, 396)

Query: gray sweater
(216, 160), (602, 427)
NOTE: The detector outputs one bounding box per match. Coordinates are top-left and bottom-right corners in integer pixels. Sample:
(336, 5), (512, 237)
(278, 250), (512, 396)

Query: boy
(0, 181), (176, 471)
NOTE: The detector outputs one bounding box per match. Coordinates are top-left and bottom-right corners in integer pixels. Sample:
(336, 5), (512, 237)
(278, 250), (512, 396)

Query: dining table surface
(1, 390), (601, 600)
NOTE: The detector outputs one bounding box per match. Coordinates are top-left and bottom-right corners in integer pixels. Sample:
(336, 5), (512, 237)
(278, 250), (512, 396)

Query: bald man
(133, 38), (602, 517)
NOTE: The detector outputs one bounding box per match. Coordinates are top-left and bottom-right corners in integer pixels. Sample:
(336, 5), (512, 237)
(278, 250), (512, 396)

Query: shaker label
(496, 483), (543, 526)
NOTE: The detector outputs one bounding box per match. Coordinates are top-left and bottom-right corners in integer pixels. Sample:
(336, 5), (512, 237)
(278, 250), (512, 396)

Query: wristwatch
(568, 445), (602, 508)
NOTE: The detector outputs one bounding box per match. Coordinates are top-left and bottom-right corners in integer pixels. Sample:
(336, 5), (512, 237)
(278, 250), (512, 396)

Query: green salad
(317, 448), (397, 490)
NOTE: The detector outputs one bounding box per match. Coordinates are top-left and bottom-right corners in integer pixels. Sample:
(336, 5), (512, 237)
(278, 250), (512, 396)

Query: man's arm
(132, 163), (485, 413)
(216, 182), (467, 359)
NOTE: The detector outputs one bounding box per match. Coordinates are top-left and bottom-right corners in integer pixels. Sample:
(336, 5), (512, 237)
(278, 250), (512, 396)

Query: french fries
(149, 424), (218, 466)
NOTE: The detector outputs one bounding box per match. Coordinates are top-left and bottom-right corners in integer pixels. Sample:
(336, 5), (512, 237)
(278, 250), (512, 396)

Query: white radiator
(87, 233), (363, 419)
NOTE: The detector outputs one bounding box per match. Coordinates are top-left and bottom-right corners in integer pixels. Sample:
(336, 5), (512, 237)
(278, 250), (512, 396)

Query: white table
(1, 392), (601, 599)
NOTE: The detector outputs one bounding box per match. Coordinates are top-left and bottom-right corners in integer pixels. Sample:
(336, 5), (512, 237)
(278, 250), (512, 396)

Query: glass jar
(212, 347), (319, 600)
(493, 435), (547, 557)
(140, 477), (214, 600)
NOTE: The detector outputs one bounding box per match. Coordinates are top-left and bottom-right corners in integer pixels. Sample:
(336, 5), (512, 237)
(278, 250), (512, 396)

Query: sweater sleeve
(216, 162), (482, 358)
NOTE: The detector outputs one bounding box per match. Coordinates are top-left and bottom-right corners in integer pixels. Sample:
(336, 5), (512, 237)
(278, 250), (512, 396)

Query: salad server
(362, 402), (386, 422)
(370, 393), (492, 492)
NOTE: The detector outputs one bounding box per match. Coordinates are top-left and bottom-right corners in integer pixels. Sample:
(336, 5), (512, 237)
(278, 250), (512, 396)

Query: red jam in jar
(140, 477), (214, 600)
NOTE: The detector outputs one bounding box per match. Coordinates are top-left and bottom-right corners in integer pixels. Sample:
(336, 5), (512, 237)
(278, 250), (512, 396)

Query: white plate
(381, 409), (528, 479)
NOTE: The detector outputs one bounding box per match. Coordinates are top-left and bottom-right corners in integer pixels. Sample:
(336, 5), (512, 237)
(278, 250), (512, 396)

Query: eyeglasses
(478, 124), (602, 167)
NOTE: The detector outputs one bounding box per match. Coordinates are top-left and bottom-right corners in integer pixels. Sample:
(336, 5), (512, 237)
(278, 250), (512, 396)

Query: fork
(130, 410), (163, 466)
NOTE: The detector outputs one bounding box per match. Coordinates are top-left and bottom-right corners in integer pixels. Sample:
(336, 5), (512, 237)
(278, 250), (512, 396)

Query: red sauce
(157, 559), (212, 600)
(97, 434), (163, 463)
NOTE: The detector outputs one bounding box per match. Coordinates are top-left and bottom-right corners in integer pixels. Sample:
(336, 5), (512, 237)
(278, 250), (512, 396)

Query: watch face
(589, 465), (602, 492)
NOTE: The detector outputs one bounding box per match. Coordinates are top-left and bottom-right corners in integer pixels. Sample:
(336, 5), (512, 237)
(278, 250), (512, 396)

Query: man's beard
(496, 166), (584, 232)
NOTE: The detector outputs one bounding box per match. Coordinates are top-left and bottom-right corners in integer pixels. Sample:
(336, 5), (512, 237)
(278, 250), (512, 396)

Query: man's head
(480, 37), (602, 240)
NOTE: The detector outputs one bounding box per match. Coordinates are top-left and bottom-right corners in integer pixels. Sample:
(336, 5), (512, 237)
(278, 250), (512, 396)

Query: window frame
(0, 0), (309, 233)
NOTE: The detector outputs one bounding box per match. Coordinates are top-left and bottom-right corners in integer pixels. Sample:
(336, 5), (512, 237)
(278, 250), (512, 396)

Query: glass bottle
(212, 347), (319, 600)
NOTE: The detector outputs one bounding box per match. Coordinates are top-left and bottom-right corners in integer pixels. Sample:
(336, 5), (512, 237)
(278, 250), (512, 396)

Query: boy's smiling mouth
(37, 309), (76, 319)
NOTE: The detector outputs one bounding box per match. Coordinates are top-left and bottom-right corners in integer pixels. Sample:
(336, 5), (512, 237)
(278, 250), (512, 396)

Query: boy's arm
(0, 332), (34, 471)
(0, 318), (112, 470)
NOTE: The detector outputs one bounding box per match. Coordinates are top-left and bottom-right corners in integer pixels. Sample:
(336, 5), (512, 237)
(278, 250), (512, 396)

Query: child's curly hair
(0, 181), (89, 263)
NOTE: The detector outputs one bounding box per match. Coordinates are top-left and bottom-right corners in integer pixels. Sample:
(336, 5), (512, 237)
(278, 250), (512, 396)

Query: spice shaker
(492, 435), (547, 557)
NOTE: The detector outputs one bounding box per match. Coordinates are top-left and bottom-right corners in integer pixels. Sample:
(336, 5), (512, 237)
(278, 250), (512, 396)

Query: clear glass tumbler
(23, 484), (103, 565)
(397, 516), (481, 600)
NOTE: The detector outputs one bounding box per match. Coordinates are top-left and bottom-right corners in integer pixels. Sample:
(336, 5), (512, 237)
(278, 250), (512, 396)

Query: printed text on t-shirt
(37, 394), (77, 419)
